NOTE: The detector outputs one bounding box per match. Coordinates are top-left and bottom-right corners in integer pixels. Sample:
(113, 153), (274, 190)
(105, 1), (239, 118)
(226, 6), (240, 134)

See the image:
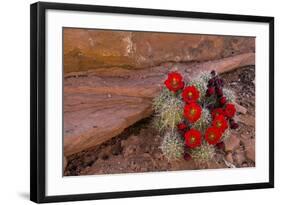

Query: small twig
(223, 158), (236, 168)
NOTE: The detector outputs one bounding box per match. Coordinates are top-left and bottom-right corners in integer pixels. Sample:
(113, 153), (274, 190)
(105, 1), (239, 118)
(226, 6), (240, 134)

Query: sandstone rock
(240, 135), (251, 147)
(234, 102), (247, 114)
(80, 153), (158, 175)
(123, 145), (139, 157)
(240, 135), (254, 146)
(246, 146), (255, 162)
(111, 144), (122, 156)
(64, 28), (255, 73)
(224, 135), (240, 152)
(64, 54), (255, 156)
(121, 135), (141, 147)
(128, 154), (155, 171)
(64, 98), (152, 156)
(237, 115), (255, 127)
(242, 162), (249, 167)
(98, 146), (112, 160)
(233, 150), (246, 165)
(209, 162), (228, 169)
(189, 53), (255, 76)
(225, 152), (234, 164)
(64, 156), (67, 171)
(80, 156), (126, 175)
(170, 159), (197, 171)
(244, 139), (255, 162)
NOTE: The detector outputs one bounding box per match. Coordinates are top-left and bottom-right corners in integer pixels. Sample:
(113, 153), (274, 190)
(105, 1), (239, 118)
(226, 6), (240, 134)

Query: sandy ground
(64, 66), (255, 176)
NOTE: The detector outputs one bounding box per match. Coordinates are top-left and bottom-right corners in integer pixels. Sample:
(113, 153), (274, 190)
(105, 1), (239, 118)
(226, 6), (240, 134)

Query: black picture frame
(30, 1), (274, 203)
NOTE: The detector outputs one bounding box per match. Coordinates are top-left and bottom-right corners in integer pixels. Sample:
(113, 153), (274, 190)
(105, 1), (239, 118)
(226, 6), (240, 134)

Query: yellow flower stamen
(171, 78), (179, 87)
(190, 108), (196, 116)
(190, 136), (195, 143)
(209, 133), (215, 140)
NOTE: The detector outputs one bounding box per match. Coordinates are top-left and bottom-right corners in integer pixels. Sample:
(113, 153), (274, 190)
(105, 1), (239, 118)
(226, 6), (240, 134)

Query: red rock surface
(64, 156), (67, 171)
(64, 28), (255, 73)
(65, 118), (227, 176)
(224, 135), (240, 152)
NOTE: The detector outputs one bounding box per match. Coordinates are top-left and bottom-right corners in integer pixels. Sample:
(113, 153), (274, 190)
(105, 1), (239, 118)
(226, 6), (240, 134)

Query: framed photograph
(30, 1), (274, 203)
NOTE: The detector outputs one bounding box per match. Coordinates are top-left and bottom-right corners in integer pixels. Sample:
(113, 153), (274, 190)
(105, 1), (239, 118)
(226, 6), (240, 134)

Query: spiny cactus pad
(160, 132), (185, 161)
(190, 142), (216, 164)
(153, 88), (183, 131)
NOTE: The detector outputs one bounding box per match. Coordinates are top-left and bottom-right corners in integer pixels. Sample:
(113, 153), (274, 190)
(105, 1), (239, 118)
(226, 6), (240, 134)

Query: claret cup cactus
(153, 70), (238, 164)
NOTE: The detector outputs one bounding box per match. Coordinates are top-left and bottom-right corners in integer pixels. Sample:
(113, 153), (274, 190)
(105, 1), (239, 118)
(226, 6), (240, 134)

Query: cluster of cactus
(223, 88), (236, 102)
(153, 87), (184, 132)
(191, 108), (212, 132)
(153, 69), (238, 165)
(187, 71), (212, 103)
(159, 132), (185, 161)
(189, 142), (216, 164)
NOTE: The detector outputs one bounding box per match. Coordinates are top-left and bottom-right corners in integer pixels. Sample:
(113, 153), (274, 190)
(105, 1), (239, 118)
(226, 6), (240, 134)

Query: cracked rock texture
(64, 28), (255, 73)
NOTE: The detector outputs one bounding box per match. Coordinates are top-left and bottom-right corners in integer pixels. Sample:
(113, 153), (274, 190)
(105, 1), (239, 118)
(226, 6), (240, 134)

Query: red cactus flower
(184, 103), (202, 123)
(211, 108), (224, 119)
(218, 78), (224, 87)
(229, 119), (239, 129)
(216, 87), (223, 96)
(184, 129), (201, 148)
(184, 153), (192, 161)
(230, 122), (239, 129)
(207, 87), (215, 96)
(216, 141), (225, 149)
(212, 114), (228, 132)
(205, 127), (222, 145)
(177, 122), (187, 131)
(182, 85), (200, 103)
(208, 78), (215, 87)
(206, 104), (215, 111)
(219, 96), (227, 105)
(224, 103), (236, 118)
(164, 72), (184, 92)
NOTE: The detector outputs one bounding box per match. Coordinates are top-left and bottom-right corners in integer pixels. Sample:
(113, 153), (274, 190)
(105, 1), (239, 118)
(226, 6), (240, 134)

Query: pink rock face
(64, 67), (161, 156)
(64, 156), (67, 171)
(246, 146), (255, 162)
(244, 139), (256, 162)
(224, 135), (240, 152)
(234, 102), (247, 115)
(225, 152), (234, 163)
(64, 53), (255, 157)
(64, 28), (255, 73)
(64, 95), (153, 156)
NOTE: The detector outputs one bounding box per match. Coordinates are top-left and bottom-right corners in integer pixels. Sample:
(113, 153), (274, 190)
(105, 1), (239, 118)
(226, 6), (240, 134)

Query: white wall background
(0, 0), (279, 204)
